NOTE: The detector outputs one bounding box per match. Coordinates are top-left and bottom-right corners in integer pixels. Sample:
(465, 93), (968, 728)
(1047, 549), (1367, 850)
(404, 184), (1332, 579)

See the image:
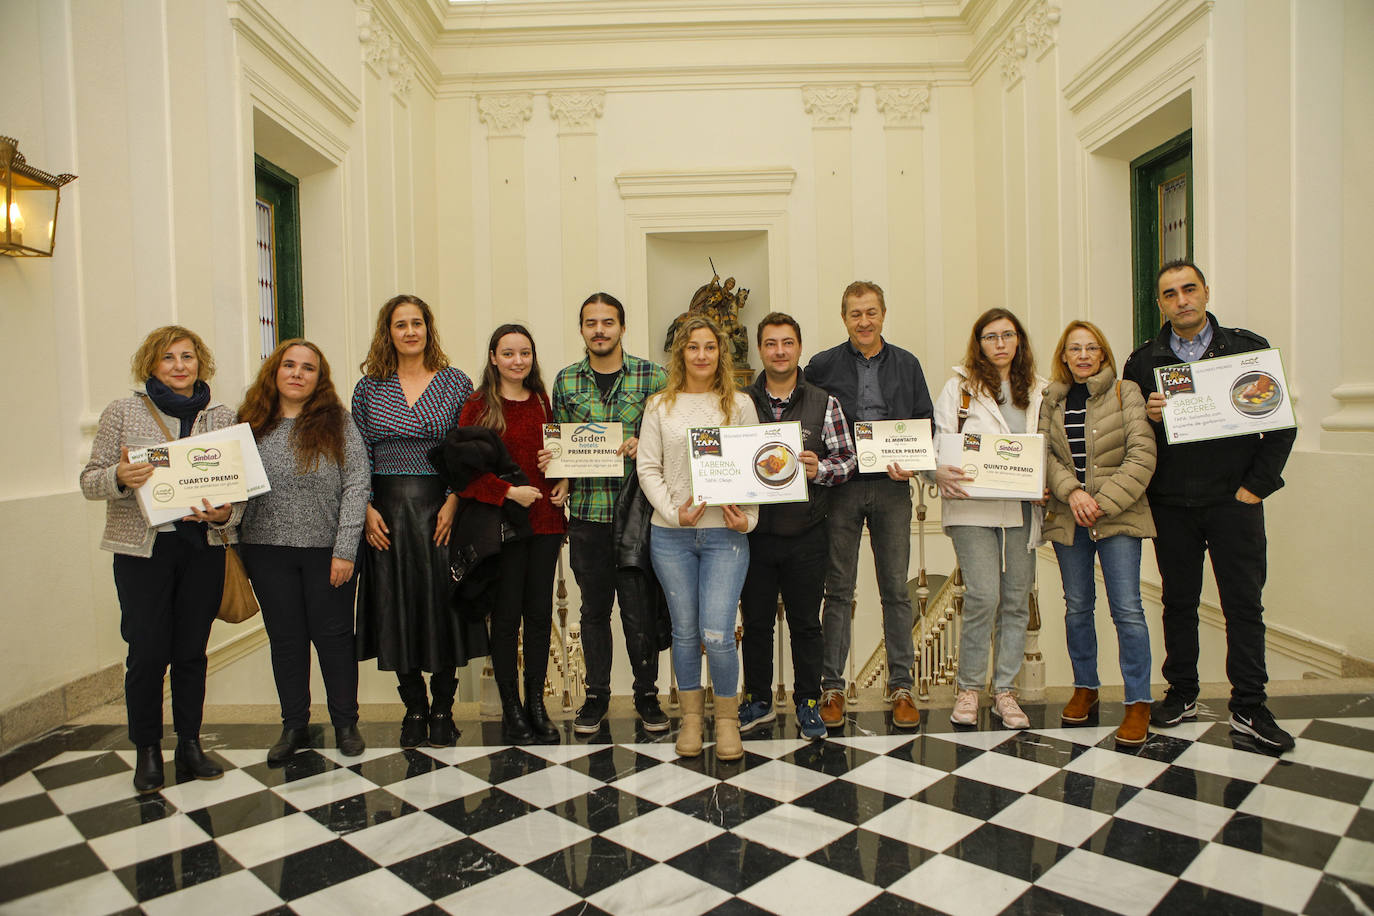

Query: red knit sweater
(457, 392), (566, 535)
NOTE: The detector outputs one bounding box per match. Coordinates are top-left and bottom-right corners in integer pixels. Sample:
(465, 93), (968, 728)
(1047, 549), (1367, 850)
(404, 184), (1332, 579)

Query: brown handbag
(139, 395), (259, 623)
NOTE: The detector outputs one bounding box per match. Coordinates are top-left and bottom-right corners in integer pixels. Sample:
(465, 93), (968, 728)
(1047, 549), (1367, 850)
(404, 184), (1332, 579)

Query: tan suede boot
(675, 689), (705, 757)
(1116, 701), (1151, 745)
(713, 694), (744, 761)
(1061, 687), (1100, 723)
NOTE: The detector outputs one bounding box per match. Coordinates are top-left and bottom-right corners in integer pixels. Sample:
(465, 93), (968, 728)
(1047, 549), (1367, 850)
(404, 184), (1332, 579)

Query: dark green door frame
(1130, 131), (1192, 348)
(254, 155), (304, 345)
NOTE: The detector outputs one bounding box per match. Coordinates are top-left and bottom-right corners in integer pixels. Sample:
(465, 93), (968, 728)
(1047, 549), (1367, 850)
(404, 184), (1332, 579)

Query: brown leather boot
(819, 688), (846, 727)
(1061, 687), (1100, 724)
(675, 689), (705, 757)
(1116, 702), (1151, 745)
(713, 694), (744, 761)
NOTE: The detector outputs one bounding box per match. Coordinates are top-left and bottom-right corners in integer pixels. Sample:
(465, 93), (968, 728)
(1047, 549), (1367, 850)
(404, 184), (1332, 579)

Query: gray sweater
(238, 415), (370, 562)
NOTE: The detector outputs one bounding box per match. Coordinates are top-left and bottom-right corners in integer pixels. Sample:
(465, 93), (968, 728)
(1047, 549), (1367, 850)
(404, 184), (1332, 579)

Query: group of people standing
(82, 257), (1294, 793)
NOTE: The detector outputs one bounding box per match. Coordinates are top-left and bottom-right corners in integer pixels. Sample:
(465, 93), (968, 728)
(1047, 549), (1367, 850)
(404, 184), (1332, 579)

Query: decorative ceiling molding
(478, 92), (535, 137)
(998, 1), (1060, 88)
(801, 84), (860, 128)
(548, 90), (606, 135)
(875, 83), (931, 128)
(615, 167), (796, 200)
(356, 0), (435, 96)
(227, 0), (360, 121)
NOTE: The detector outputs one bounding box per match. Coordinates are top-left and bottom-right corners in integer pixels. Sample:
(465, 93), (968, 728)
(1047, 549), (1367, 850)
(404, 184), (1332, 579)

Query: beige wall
(2, 0), (1370, 718)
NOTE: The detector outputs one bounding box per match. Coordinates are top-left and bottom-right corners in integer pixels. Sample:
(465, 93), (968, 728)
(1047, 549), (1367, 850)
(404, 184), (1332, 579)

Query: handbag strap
(957, 389), (971, 433)
(139, 394), (176, 443)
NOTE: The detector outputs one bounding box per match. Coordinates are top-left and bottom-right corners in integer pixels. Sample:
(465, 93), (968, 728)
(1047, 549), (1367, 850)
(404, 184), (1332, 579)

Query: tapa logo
(187, 448), (222, 472)
(994, 439), (1023, 459)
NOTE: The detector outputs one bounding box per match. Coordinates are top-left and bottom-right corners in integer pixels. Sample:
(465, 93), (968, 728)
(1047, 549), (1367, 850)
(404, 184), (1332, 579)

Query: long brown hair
(655, 315), (736, 419)
(359, 294), (450, 379)
(962, 308), (1035, 408)
(469, 324), (548, 436)
(239, 339), (347, 471)
(1050, 320), (1116, 385)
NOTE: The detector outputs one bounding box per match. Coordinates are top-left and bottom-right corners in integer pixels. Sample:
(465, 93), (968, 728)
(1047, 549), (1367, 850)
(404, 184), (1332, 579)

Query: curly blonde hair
(130, 326), (215, 383)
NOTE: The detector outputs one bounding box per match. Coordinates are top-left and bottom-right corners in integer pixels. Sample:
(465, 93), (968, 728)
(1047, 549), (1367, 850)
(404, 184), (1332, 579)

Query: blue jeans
(948, 504), (1035, 694)
(650, 525), (750, 696)
(1053, 526), (1153, 705)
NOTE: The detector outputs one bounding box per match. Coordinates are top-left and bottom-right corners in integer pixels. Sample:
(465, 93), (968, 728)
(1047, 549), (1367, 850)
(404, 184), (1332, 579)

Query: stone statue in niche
(663, 259), (752, 378)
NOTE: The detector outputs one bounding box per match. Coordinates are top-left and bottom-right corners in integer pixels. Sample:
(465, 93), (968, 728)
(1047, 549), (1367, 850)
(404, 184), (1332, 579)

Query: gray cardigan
(238, 415), (370, 562)
(80, 392), (244, 557)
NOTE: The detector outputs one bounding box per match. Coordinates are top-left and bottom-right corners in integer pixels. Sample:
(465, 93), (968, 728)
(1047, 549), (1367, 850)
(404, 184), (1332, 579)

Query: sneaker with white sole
(1150, 688), (1197, 727)
(950, 688), (979, 726)
(992, 691), (1029, 729)
(738, 696), (777, 734)
(1229, 706), (1295, 751)
(796, 699), (827, 740)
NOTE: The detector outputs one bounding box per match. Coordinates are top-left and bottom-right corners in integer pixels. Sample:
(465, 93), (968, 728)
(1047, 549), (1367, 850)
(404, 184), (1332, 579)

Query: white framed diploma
(687, 421), (808, 507)
(127, 423), (270, 526)
(854, 419), (936, 472)
(1154, 348), (1296, 445)
(936, 432), (1045, 499)
(543, 422), (624, 478)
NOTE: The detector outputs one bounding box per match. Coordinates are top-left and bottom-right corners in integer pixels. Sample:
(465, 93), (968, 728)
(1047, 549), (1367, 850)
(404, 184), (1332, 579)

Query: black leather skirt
(356, 475), (489, 672)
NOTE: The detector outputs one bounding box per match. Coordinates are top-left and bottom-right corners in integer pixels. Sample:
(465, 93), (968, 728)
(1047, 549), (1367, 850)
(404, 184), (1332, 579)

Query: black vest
(748, 370), (832, 536)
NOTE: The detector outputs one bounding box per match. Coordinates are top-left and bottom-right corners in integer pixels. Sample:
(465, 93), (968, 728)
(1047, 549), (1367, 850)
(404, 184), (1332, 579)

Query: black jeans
(491, 534), (562, 693)
(740, 523), (827, 704)
(112, 529), (225, 746)
(1151, 499), (1269, 712)
(568, 518), (661, 698)
(240, 544), (360, 729)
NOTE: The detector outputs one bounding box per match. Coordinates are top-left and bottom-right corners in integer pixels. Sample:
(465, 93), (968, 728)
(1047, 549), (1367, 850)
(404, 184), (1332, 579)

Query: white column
(478, 92), (534, 313)
(549, 90), (606, 352)
(802, 84), (859, 306)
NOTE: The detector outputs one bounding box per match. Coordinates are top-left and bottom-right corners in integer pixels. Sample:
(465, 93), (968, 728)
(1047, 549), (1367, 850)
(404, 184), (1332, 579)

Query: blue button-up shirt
(849, 342), (889, 420)
(1169, 320), (1213, 363)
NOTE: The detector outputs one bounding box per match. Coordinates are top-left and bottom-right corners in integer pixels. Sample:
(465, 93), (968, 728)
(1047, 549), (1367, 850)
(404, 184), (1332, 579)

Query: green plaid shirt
(551, 353), (667, 523)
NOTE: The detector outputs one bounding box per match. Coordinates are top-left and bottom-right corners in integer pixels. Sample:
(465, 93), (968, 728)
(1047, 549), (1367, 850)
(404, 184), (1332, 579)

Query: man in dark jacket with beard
(1123, 259), (1296, 751)
(739, 312), (856, 739)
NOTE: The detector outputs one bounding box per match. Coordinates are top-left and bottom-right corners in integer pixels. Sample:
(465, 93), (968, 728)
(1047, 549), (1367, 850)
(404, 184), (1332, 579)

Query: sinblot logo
(994, 439), (1023, 460)
(187, 448), (222, 472)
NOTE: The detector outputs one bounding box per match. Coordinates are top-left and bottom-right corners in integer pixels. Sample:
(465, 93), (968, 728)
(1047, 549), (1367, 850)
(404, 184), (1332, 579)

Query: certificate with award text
(936, 432), (1045, 499)
(542, 422), (624, 478)
(854, 419), (936, 472)
(1154, 349), (1296, 445)
(687, 421), (808, 507)
(128, 437), (249, 525)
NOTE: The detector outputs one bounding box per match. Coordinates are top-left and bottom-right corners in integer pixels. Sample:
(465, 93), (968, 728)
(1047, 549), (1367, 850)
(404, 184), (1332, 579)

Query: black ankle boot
(429, 706), (459, 748)
(267, 726), (310, 764)
(400, 706), (429, 748)
(174, 738), (223, 780)
(133, 744), (164, 793)
(498, 682), (536, 745)
(524, 686), (560, 745)
(335, 724), (366, 757)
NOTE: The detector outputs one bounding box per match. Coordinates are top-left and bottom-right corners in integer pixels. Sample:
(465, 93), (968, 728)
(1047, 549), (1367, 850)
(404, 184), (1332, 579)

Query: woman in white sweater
(638, 316), (758, 760)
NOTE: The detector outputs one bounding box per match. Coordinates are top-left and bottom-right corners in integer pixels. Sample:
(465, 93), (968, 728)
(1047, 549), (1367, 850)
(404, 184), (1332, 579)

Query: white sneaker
(950, 689), (979, 725)
(992, 691), (1029, 729)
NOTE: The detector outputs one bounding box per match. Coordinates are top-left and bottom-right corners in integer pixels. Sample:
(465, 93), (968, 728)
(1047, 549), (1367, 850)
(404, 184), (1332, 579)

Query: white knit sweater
(637, 390), (760, 531)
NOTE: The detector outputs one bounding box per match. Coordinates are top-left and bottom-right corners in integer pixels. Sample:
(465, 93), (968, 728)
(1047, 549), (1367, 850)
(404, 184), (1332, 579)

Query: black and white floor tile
(2, 693), (1372, 915)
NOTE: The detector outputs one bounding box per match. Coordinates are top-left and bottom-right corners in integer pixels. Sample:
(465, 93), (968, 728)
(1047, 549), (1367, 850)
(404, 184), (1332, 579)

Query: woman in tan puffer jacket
(1038, 320), (1156, 745)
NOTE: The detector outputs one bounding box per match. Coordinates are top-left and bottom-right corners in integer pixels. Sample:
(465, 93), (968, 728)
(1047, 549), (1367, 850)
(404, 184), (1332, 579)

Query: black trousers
(490, 534), (562, 693)
(240, 544), (360, 729)
(1151, 499), (1269, 712)
(739, 523), (827, 704)
(112, 529), (225, 746)
(568, 519), (661, 698)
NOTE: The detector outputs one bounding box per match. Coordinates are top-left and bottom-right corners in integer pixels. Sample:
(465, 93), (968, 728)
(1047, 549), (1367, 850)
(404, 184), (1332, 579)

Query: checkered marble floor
(2, 693), (1372, 916)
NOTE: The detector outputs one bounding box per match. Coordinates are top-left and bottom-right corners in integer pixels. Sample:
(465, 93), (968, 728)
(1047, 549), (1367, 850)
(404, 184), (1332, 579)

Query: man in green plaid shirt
(547, 293), (668, 734)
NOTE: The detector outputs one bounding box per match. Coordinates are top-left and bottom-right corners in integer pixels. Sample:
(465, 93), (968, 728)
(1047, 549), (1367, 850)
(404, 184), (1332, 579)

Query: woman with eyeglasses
(1038, 321), (1156, 744)
(934, 309), (1048, 729)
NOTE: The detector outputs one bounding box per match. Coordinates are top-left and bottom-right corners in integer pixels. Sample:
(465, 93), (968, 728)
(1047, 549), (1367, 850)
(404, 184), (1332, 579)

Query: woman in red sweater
(458, 324), (568, 744)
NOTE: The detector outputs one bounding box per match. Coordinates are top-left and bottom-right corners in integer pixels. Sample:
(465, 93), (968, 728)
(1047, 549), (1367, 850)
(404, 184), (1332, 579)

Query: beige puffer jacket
(1038, 367), (1156, 544)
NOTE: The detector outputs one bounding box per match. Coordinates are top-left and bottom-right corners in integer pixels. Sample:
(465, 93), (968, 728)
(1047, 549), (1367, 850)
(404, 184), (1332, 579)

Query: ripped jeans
(649, 525), (750, 697)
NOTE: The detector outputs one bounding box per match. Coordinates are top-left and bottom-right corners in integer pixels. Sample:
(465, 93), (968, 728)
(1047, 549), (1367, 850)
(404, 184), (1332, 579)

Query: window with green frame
(253, 155), (303, 359)
(1130, 131), (1192, 348)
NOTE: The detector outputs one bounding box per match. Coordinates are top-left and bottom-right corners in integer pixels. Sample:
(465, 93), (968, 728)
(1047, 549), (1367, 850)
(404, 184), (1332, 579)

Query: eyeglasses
(1065, 345), (1102, 355)
(979, 331), (1018, 343)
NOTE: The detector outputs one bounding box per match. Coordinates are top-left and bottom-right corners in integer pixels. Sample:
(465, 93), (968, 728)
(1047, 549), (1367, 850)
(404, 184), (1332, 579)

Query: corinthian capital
(478, 92), (534, 138)
(875, 84), (931, 128)
(802, 85), (860, 128)
(549, 90), (606, 135)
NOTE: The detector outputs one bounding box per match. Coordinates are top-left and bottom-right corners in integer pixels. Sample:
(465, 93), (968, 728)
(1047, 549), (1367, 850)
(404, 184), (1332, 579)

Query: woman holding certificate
(454, 324), (567, 745)
(80, 326), (241, 793)
(238, 340), (370, 762)
(934, 309), (1047, 730)
(352, 295), (484, 749)
(637, 316), (758, 761)
(1039, 321), (1156, 745)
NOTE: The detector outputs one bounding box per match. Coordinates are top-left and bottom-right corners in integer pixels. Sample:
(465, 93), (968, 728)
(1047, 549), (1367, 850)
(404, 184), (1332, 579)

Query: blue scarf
(144, 378), (212, 439)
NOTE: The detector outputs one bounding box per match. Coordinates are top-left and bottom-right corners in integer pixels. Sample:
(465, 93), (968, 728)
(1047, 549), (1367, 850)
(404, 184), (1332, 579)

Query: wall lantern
(1, 135), (77, 258)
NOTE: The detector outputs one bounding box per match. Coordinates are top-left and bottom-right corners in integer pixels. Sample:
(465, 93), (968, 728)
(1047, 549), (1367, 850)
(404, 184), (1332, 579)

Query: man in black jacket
(740, 313), (856, 739)
(1123, 260), (1297, 751)
(805, 281), (934, 729)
